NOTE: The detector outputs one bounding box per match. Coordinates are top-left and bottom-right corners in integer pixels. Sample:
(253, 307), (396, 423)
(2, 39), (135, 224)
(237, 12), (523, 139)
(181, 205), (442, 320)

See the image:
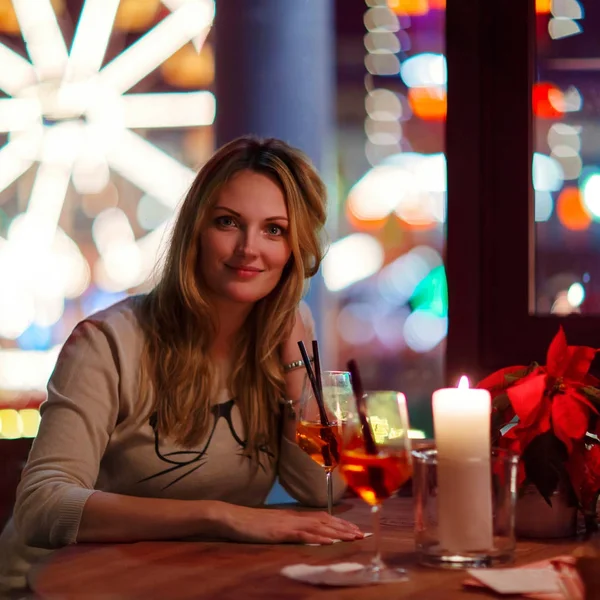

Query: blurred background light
(533, 82), (565, 118)
(323, 233), (384, 291)
(387, 0), (429, 17)
(551, 145), (582, 180)
(400, 53), (447, 88)
(403, 309), (447, 353)
(536, 0), (552, 13)
(567, 282), (585, 308)
(581, 173), (600, 218)
(533, 152), (564, 191)
(534, 191), (554, 222)
(346, 165), (411, 224)
(0, 0), (215, 394)
(365, 88), (403, 121)
(336, 303), (377, 345)
(551, 0), (584, 19)
(548, 18), (582, 39)
(548, 123), (581, 151)
(407, 87), (446, 121)
(364, 6), (400, 33)
(556, 187), (591, 231)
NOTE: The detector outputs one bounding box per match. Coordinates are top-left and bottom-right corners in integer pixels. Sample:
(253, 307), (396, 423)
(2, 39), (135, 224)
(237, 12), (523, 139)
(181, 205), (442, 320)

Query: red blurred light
(533, 82), (564, 119)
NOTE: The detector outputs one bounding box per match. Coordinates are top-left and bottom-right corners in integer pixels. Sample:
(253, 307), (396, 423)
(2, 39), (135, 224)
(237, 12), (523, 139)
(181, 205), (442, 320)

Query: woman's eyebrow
(213, 205), (289, 222)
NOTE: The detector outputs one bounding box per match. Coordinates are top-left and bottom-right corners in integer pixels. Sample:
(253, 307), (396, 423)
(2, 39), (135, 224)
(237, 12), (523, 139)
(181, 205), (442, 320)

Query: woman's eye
(215, 216), (236, 228)
(267, 225), (285, 236)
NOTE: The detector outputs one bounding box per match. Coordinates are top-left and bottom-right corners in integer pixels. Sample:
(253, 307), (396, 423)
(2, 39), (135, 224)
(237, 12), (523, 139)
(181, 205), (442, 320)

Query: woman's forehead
(214, 171), (289, 218)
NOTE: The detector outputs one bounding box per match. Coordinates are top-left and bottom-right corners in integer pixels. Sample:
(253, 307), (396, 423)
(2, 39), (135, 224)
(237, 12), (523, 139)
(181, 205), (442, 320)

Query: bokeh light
(556, 187), (591, 231)
(322, 233), (384, 292)
(533, 82), (565, 119)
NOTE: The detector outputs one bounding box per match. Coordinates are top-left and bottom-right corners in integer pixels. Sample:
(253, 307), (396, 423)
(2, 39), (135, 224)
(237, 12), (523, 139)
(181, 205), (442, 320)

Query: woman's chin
(219, 286), (271, 305)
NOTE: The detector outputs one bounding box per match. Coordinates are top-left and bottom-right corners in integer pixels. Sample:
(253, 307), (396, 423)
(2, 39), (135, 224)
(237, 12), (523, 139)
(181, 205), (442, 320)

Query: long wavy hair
(136, 136), (327, 459)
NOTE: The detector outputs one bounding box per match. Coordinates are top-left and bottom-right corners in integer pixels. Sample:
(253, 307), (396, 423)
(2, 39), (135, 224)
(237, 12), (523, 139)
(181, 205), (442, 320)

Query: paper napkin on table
(466, 567), (561, 595)
(304, 532), (373, 546)
(463, 556), (584, 600)
(281, 561), (407, 587)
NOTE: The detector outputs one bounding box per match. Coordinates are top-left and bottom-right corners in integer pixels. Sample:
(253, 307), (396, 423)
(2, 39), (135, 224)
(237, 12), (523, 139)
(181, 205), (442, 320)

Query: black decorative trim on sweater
(138, 399), (274, 490)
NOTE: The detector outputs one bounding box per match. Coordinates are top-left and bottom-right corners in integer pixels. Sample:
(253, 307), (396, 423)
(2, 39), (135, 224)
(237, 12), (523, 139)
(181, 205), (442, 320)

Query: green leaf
(521, 431), (568, 505)
(582, 386), (600, 405)
(504, 369), (530, 384)
(492, 393), (511, 412)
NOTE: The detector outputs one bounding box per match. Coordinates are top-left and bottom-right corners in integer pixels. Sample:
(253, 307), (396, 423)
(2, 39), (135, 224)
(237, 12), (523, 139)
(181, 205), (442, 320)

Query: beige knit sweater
(0, 297), (344, 592)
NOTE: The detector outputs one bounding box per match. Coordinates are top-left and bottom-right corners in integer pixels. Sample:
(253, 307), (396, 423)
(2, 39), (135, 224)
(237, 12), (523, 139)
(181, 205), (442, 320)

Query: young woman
(0, 137), (362, 592)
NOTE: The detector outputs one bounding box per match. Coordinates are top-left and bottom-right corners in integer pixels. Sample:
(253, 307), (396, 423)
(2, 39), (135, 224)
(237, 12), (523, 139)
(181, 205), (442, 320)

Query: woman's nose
(234, 228), (259, 257)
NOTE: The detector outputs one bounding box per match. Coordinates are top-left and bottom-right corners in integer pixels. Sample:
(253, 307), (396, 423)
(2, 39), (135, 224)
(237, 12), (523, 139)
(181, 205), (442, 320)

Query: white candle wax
(432, 376), (493, 552)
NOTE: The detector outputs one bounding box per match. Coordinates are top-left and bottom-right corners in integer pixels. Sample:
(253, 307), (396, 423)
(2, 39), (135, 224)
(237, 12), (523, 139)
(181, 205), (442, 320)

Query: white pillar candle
(432, 376), (493, 552)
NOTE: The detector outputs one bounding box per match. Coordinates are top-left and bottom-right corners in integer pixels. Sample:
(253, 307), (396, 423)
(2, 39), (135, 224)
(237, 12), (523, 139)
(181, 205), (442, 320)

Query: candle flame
(458, 375), (470, 389)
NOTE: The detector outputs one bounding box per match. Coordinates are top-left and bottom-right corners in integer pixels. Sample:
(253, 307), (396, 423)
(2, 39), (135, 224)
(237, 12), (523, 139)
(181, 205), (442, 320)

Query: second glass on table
(296, 370), (353, 515)
(339, 390), (413, 583)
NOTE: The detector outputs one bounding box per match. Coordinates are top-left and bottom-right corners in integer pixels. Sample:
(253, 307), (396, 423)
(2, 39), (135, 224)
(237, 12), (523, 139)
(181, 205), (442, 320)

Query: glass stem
(326, 469), (333, 515)
(370, 503), (384, 574)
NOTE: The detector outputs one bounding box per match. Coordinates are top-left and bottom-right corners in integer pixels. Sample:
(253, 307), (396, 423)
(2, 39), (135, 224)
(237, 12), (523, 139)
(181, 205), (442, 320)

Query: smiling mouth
(226, 265), (264, 274)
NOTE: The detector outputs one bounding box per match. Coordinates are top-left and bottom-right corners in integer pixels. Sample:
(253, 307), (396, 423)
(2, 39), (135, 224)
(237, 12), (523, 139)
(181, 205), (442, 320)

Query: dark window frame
(445, 0), (599, 384)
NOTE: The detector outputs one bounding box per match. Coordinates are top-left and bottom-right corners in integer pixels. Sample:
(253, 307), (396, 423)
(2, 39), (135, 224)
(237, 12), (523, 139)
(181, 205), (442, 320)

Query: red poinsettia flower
(480, 327), (598, 454)
(477, 327), (600, 526)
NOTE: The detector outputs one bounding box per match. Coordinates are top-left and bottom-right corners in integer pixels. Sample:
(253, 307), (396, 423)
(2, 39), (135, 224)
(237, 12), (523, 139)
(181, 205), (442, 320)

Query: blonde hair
(137, 136), (327, 459)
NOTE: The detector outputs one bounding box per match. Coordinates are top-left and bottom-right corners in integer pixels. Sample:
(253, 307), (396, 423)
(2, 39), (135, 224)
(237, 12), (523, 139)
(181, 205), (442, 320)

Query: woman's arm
(14, 321), (120, 548)
(15, 317), (359, 548)
(78, 491), (361, 545)
(276, 302), (347, 507)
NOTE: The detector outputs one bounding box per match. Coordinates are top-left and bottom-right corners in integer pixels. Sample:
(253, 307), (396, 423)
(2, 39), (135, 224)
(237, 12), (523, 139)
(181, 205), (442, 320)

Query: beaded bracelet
(283, 357), (313, 373)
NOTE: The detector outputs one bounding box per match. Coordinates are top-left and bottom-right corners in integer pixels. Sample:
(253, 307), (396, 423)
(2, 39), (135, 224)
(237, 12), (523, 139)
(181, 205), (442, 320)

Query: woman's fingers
(316, 525), (360, 541)
(297, 517), (363, 541)
(226, 506), (364, 545)
(310, 514), (364, 537)
(296, 531), (335, 545)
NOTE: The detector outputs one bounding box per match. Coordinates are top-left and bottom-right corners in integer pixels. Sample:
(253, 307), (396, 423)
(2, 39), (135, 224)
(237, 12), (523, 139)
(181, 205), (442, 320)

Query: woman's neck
(210, 299), (254, 360)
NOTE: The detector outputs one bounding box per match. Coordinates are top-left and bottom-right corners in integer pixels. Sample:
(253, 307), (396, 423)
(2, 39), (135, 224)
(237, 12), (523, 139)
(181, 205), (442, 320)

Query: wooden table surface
(30, 497), (583, 600)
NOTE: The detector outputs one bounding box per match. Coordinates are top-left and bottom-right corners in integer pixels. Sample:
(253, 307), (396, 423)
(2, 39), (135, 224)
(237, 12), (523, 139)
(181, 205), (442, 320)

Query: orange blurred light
(407, 87), (446, 121)
(533, 82), (565, 119)
(393, 212), (436, 231)
(115, 0), (160, 32)
(0, 0), (64, 33)
(161, 43), (214, 88)
(429, 0), (446, 8)
(535, 0), (552, 14)
(346, 205), (388, 232)
(556, 187), (591, 231)
(388, 0), (429, 16)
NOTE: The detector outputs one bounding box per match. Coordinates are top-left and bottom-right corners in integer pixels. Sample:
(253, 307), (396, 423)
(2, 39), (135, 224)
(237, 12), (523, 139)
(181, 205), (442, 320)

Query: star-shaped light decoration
(0, 0), (215, 392)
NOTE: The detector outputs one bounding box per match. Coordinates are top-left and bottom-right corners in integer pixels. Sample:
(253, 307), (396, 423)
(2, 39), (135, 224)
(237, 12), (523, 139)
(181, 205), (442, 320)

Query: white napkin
(304, 532), (373, 546)
(466, 567), (561, 595)
(281, 563), (372, 587)
(282, 555), (408, 587)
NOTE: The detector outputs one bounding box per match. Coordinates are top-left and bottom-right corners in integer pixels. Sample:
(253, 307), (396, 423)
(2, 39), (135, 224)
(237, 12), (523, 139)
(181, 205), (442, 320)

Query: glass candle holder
(412, 448), (519, 569)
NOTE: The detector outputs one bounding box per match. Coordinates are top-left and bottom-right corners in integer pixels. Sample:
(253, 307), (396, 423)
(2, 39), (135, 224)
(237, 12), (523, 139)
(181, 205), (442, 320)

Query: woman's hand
(220, 505), (364, 545)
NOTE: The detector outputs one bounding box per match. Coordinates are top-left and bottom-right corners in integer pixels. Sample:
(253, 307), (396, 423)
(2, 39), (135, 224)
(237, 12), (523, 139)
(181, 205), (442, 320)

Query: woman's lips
(226, 264), (263, 278)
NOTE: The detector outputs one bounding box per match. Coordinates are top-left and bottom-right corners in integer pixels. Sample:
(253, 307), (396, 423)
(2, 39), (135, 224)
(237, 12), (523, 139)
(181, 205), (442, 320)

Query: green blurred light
(410, 265), (447, 317)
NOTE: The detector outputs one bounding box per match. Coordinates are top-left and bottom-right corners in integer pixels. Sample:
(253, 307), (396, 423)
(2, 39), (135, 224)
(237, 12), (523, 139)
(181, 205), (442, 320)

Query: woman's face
(199, 170), (292, 307)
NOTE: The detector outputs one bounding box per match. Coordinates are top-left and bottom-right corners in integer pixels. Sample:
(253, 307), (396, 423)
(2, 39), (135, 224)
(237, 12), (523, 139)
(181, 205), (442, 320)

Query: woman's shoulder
(74, 295), (146, 349)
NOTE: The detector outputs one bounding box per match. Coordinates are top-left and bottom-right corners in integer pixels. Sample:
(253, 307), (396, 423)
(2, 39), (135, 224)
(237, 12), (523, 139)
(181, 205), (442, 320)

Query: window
(446, 0), (600, 381)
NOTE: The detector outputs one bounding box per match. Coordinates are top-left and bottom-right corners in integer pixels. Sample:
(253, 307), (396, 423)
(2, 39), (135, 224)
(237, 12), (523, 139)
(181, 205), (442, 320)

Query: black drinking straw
(312, 340), (324, 404)
(297, 341), (330, 427)
(347, 359), (378, 455)
(347, 359), (387, 502)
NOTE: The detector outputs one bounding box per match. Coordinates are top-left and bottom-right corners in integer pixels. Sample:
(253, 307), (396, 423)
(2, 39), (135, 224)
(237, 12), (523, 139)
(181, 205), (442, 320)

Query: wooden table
(30, 497), (582, 599)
